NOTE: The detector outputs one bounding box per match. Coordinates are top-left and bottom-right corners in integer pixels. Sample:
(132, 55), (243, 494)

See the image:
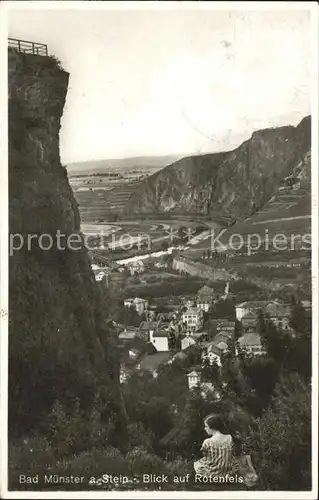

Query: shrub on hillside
(46, 398), (115, 458)
(126, 446), (165, 476)
(243, 373), (311, 490)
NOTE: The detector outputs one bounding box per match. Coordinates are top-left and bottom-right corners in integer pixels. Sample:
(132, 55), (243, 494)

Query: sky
(8, 6), (312, 164)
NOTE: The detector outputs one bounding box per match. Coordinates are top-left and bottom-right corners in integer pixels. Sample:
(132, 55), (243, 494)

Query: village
(118, 293), (310, 388)
(91, 250), (311, 398)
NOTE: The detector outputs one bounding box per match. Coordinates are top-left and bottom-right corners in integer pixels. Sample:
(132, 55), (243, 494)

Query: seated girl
(194, 413), (238, 479)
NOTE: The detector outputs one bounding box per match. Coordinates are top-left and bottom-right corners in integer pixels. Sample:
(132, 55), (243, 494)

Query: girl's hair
(204, 414), (226, 433)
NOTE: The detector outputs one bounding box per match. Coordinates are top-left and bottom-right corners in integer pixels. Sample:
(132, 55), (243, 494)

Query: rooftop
(139, 320), (161, 331)
(145, 342), (157, 355)
(129, 347), (141, 355)
(92, 267), (109, 276)
(207, 319), (235, 336)
(200, 382), (217, 392)
(264, 303), (291, 317)
(301, 300), (312, 309)
(217, 319), (235, 326)
(133, 297), (148, 304)
(124, 297), (148, 304)
(129, 260), (145, 267)
(197, 285), (215, 296)
(238, 333), (263, 347)
(241, 311), (259, 319)
(153, 330), (169, 338)
(208, 330), (233, 348)
(215, 340), (228, 351)
(208, 344), (223, 357)
(118, 330), (137, 340)
(236, 300), (277, 309)
(183, 307), (201, 315)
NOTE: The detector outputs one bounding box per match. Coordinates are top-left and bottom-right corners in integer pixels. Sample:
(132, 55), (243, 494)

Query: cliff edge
(8, 49), (127, 440)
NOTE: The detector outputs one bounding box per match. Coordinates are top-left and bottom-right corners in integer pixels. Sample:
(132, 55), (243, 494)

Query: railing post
(9, 38), (48, 58)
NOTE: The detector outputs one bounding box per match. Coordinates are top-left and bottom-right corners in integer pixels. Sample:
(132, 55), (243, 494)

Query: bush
(46, 398), (115, 459)
(126, 446), (165, 475)
(56, 447), (129, 484)
(9, 436), (55, 488)
(127, 422), (155, 451)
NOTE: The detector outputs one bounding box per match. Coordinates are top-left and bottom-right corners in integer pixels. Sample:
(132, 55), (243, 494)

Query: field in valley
(68, 163), (311, 296)
(70, 179), (142, 222)
(69, 173), (223, 256)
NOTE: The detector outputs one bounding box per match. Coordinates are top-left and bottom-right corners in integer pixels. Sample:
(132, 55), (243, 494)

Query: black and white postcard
(0, 1), (318, 499)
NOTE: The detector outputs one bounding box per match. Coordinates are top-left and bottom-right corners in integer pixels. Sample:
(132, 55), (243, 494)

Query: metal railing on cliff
(8, 37), (48, 57)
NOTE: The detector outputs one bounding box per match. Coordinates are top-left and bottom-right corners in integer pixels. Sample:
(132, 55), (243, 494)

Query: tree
(245, 373), (311, 490)
(259, 309), (311, 381)
(201, 358), (219, 383)
(124, 306), (142, 327)
(240, 355), (279, 412)
(210, 297), (236, 319)
(140, 396), (173, 444)
(234, 319), (242, 340)
(290, 301), (308, 334)
(287, 303), (311, 380)
(185, 345), (202, 366)
(162, 388), (212, 459)
(258, 312), (287, 365)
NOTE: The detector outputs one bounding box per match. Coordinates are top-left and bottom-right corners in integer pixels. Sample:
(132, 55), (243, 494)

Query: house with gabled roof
(187, 369), (202, 389)
(241, 310), (259, 331)
(200, 382), (221, 401)
(236, 333), (266, 356)
(301, 300), (311, 312)
(204, 343), (224, 367)
(181, 332), (196, 350)
(235, 300), (279, 322)
(201, 325), (233, 367)
(124, 296), (148, 315)
(197, 285), (215, 312)
(182, 307), (203, 331)
(138, 320), (161, 341)
(150, 329), (169, 352)
(118, 327), (138, 343)
(264, 302), (291, 331)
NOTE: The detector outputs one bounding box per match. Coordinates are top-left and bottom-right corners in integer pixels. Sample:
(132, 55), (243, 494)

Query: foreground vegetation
(9, 300), (311, 491)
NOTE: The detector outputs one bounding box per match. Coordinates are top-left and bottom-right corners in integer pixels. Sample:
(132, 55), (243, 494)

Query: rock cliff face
(8, 50), (126, 439)
(124, 116), (311, 221)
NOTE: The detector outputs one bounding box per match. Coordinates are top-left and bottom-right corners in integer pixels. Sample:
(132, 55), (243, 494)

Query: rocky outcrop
(124, 116), (311, 222)
(8, 49), (127, 441)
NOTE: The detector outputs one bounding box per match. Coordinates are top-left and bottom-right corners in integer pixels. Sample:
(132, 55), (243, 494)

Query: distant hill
(124, 116), (311, 223)
(66, 155), (183, 174)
